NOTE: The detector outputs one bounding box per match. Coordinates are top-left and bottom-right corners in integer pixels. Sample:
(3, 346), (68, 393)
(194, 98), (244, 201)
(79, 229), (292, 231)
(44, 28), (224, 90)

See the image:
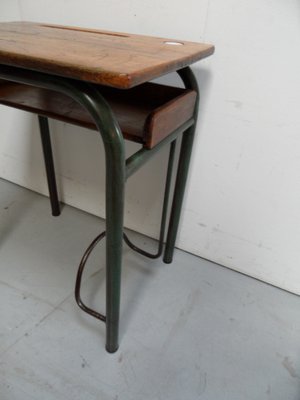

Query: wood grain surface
(0, 21), (214, 88)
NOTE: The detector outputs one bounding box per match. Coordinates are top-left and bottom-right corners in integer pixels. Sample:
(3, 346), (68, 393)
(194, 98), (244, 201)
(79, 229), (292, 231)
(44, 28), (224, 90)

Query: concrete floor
(0, 178), (299, 400)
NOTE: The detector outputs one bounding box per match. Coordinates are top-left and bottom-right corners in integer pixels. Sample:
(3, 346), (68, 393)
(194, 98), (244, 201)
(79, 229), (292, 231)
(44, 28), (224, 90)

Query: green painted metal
(75, 231), (107, 322)
(38, 115), (61, 216)
(123, 139), (177, 258)
(163, 67), (200, 263)
(125, 118), (194, 179)
(0, 64), (125, 353)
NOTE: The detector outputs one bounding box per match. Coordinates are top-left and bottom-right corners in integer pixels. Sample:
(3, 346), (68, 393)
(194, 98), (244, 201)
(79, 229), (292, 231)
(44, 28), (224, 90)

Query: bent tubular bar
(0, 64), (125, 353)
(75, 231), (107, 322)
(74, 140), (176, 325)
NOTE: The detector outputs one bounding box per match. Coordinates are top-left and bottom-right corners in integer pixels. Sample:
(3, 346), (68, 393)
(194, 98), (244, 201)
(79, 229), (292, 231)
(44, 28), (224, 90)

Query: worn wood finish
(0, 80), (196, 149)
(0, 21), (214, 88)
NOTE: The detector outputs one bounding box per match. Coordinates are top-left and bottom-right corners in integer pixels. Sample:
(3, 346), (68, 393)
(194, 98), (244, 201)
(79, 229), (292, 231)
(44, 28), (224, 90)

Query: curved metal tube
(0, 64), (125, 353)
(75, 231), (107, 322)
(0, 65), (124, 154)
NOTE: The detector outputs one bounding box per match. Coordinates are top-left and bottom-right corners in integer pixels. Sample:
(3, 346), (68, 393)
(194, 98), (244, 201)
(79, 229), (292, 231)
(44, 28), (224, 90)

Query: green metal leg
(83, 89), (125, 353)
(38, 115), (61, 216)
(163, 67), (199, 263)
(105, 140), (125, 353)
(163, 126), (195, 263)
(0, 65), (126, 353)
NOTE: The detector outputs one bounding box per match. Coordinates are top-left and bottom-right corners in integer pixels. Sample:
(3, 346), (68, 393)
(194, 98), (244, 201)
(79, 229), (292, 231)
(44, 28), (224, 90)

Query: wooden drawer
(0, 80), (196, 149)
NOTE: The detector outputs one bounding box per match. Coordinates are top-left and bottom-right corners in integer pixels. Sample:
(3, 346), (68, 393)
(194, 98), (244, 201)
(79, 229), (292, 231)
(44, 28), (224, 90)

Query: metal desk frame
(0, 64), (198, 353)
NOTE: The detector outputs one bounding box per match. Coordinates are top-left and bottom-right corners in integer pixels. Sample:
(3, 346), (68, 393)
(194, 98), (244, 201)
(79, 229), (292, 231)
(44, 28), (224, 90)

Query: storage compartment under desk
(0, 80), (196, 149)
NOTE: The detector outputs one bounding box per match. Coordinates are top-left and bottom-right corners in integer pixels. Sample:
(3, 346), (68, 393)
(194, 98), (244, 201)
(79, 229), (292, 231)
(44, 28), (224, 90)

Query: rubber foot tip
(52, 210), (61, 217)
(106, 345), (119, 354)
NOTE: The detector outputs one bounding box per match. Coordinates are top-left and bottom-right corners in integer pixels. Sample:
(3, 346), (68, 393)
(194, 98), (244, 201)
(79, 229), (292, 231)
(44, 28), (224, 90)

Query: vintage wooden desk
(0, 21), (214, 352)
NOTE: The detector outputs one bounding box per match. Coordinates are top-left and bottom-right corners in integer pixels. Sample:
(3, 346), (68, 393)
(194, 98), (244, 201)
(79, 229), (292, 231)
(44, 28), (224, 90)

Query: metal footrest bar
(75, 229), (162, 322)
(123, 232), (162, 259)
(75, 139), (177, 320)
(75, 231), (107, 322)
(75, 229), (162, 321)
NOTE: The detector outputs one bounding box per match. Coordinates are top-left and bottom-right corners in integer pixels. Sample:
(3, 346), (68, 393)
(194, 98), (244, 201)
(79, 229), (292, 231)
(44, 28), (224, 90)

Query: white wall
(1, 0), (300, 294)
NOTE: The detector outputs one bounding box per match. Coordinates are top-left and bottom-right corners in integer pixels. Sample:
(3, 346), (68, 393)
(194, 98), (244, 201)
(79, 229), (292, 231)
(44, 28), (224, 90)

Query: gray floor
(0, 179), (299, 400)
